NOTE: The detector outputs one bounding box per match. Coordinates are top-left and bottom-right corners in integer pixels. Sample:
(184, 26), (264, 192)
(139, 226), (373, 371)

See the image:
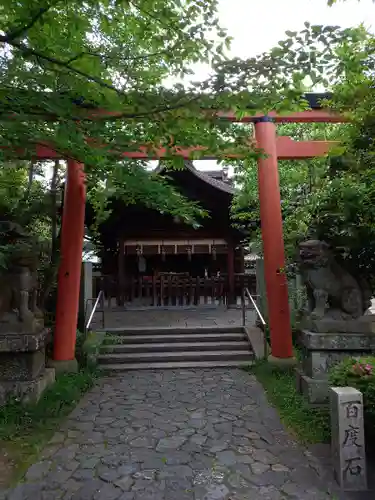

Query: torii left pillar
(51, 159), (86, 373)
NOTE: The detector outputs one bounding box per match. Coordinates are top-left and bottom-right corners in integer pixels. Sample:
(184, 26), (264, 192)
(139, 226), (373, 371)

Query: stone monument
(295, 239), (374, 405)
(330, 387), (367, 491)
(0, 221), (55, 404)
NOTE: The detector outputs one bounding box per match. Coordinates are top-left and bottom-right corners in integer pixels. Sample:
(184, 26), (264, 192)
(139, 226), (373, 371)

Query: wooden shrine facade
(88, 161), (255, 307)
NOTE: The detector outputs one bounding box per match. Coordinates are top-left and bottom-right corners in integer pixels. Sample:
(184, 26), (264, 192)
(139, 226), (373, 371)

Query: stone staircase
(97, 326), (255, 371)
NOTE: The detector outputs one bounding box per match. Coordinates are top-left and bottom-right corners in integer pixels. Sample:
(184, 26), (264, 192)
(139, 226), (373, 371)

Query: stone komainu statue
(298, 240), (372, 320)
(0, 221), (43, 333)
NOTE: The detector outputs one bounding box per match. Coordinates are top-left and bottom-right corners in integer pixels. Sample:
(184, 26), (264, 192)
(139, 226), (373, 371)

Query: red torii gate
(24, 103), (343, 370)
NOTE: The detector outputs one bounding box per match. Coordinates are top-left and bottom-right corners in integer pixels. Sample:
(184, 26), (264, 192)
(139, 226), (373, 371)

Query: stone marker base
(0, 348), (46, 381)
(268, 354), (297, 369)
(0, 328), (55, 405)
(47, 358), (78, 374)
(301, 315), (375, 335)
(0, 367), (55, 405)
(297, 326), (375, 406)
(296, 369), (330, 406)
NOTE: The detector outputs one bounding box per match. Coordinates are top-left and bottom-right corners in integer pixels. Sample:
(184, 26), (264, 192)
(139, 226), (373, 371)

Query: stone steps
(103, 332), (246, 344)
(98, 326), (254, 371)
(102, 326), (244, 335)
(98, 349), (253, 364)
(99, 359), (254, 371)
(101, 341), (250, 353)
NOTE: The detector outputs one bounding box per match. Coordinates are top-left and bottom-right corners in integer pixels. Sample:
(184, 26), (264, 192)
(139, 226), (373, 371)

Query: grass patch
(0, 369), (97, 486)
(247, 361), (330, 445)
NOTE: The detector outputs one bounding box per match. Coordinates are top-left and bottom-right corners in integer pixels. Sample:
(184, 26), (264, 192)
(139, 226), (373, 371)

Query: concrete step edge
(99, 360), (255, 371)
(99, 326), (245, 335)
(101, 341), (250, 352)
(98, 349), (252, 358)
(98, 350), (254, 364)
(102, 333), (246, 344)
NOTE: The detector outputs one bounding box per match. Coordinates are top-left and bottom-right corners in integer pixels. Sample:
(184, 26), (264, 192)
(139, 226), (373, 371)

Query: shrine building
(86, 161), (255, 308)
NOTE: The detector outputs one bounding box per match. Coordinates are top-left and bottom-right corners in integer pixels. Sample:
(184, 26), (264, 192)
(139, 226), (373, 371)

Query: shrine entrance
(20, 92), (344, 366)
(89, 161), (256, 310)
(94, 240), (256, 309)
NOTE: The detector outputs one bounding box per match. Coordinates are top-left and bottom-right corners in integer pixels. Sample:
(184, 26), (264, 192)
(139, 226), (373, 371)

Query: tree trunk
(51, 160), (59, 257)
(41, 160), (62, 309)
(26, 160), (35, 198)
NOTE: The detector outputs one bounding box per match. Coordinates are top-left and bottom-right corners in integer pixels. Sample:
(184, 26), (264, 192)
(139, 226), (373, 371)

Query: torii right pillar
(254, 117), (294, 363)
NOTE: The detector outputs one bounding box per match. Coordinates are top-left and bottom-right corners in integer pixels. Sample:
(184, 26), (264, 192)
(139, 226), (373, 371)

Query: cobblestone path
(3, 369), (349, 499)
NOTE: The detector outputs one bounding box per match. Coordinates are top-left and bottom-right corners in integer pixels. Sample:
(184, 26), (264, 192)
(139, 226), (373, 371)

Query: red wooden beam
(275, 136), (337, 159)
(35, 144), (60, 159)
(217, 109), (346, 124)
(32, 137), (337, 161)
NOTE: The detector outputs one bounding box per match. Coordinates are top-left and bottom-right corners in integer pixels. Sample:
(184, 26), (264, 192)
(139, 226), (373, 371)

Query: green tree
(229, 19), (375, 283)
(278, 23), (375, 281)
(3, 1), (375, 283)
(230, 123), (343, 255)
(1, 1), (362, 223)
(0, 0), (237, 224)
(0, 159), (64, 304)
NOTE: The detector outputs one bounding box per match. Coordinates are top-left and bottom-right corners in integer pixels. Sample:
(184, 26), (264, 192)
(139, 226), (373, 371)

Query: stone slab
(268, 354), (297, 369)
(300, 330), (375, 351)
(0, 348), (45, 381)
(0, 317), (44, 335)
(301, 349), (369, 380)
(0, 328), (48, 352)
(330, 387), (367, 491)
(296, 369), (330, 405)
(244, 326), (267, 359)
(0, 367), (55, 404)
(90, 307), (257, 330)
(48, 358), (78, 374)
(297, 329), (375, 405)
(302, 317), (375, 334)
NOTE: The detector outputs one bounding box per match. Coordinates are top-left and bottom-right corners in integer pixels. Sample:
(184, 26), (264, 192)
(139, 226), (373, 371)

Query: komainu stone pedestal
(0, 330), (55, 404)
(296, 317), (375, 405)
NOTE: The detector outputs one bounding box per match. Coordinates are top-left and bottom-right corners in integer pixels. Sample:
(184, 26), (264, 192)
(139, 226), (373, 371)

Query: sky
(220, 0), (374, 57)
(192, 0), (375, 171)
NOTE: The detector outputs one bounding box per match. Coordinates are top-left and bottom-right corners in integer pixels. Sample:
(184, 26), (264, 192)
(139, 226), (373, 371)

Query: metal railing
(241, 287), (268, 358)
(241, 287), (266, 327)
(84, 290), (105, 337)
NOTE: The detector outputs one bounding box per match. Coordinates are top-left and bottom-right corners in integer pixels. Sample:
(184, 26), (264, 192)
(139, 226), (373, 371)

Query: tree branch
(0, 1), (61, 43)
(86, 94), (204, 121)
(127, 0), (188, 39)
(0, 93), (204, 122)
(7, 39), (126, 95)
(65, 44), (181, 65)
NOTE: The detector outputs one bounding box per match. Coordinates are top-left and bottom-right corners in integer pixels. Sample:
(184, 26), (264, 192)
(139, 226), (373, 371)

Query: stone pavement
(91, 307), (256, 330)
(2, 368), (357, 500)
